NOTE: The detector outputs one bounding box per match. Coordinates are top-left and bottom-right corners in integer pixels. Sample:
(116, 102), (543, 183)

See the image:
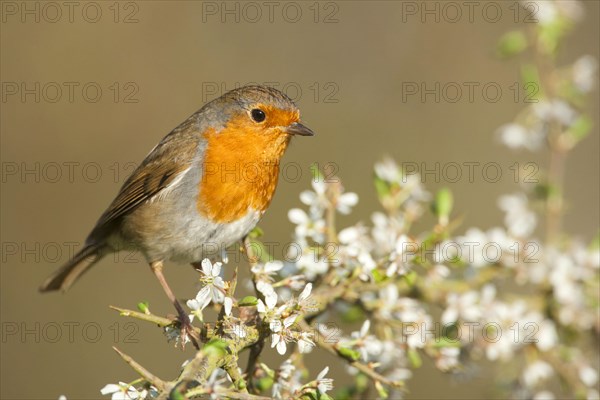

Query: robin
(39, 85), (314, 347)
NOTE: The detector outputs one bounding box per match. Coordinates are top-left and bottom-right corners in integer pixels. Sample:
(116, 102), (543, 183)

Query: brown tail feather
(39, 244), (105, 292)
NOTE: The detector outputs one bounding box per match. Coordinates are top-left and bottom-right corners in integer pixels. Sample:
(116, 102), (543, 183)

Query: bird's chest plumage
(196, 122), (289, 224)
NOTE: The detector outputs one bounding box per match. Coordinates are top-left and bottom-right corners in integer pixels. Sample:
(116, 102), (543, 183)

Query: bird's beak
(286, 122), (315, 136)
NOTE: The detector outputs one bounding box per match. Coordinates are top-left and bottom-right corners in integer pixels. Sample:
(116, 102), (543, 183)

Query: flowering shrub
(102, 2), (598, 399)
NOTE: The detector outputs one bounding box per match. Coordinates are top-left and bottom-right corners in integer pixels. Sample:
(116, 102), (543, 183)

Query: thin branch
(112, 346), (166, 391)
(300, 321), (405, 391)
(110, 305), (175, 327)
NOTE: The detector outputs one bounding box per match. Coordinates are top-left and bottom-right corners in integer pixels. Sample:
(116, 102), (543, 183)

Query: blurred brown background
(1, 1), (598, 399)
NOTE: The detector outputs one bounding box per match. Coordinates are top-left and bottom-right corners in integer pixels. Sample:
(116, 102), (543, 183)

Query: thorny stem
(112, 347), (166, 392)
(242, 235), (267, 392)
(299, 320), (405, 391)
(529, 24), (567, 246)
(110, 305), (210, 343)
(183, 387), (271, 399)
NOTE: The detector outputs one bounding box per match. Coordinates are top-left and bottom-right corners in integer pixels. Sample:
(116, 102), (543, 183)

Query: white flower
(387, 234), (415, 276)
(529, 0), (558, 24)
(272, 360), (298, 400)
(299, 282), (312, 302)
(300, 176), (358, 215)
(256, 280), (275, 298)
(496, 123), (544, 151)
(224, 297), (233, 317)
(442, 291), (481, 324)
(187, 259), (225, 311)
(336, 191), (359, 215)
(436, 347), (460, 372)
(523, 361), (554, 388)
(347, 320), (384, 361)
(579, 366), (599, 387)
(371, 212), (404, 255)
(296, 283), (317, 312)
(535, 320), (558, 351)
(452, 227), (513, 268)
(100, 383), (140, 400)
(377, 283), (400, 319)
(316, 366), (334, 394)
(375, 157), (401, 183)
(296, 251), (329, 279)
(251, 260), (283, 279)
(271, 315), (297, 355)
(297, 331), (315, 353)
(533, 99), (577, 127)
(533, 391), (556, 400)
(288, 208), (325, 243)
(300, 179), (327, 216)
(573, 55), (598, 93)
(498, 193), (537, 238)
(257, 290), (279, 316)
(587, 389), (600, 400)
(396, 298), (433, 349)
(522, 0), (582, 25)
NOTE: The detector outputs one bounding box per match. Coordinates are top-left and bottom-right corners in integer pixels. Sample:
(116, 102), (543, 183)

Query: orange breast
(197, 114), (291, 223)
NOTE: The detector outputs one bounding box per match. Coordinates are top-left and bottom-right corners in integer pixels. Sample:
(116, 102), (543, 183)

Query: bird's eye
(250, 109), (266, 123)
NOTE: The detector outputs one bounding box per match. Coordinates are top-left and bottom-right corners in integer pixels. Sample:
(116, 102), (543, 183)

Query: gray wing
(87, 116), (200, 241)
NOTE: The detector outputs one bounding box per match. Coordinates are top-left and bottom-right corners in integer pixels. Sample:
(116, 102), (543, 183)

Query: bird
(39, 85), (314, 347)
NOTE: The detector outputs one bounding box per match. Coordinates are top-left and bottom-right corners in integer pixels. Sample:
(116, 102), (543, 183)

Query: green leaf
(433, 335), (461, 348)
(204, 338), (229, 357)
(356, 373), (369, 392)
(534, 183), (559, 201)
(341, 305), (365, 323)
(318, 393), (334, 400)
(374, 175), (391, 199)
(538, 17), (570, 56)
(497, 30), (527, 58)
(521, 64), (544, 99)
(136, 301), (150, 314)
(371, 268), (387, 283)
(248, 240), (272, 263)
(169, 390), (185, 400)
(431, 187), (453, 223)
(310, 163), (324, 181)
(238, 296), (259, 306)
(248, 226), (264, 239)
(255, 376), (273, 391)
(375, 380), (389, 399)
(331, 387), (353, 400)
(567, 115), (592, 142)
(408, 348), (422, 368)
(402, 271), (418, 287)
(338, 346), (361, 361)
(304, 391), (318, 400)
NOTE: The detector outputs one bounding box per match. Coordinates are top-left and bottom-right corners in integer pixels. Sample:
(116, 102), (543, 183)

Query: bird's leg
(149, 261), (199, 350)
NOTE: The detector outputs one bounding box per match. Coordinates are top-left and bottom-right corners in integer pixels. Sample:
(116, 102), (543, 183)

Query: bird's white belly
(167, 208), (262, 263)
